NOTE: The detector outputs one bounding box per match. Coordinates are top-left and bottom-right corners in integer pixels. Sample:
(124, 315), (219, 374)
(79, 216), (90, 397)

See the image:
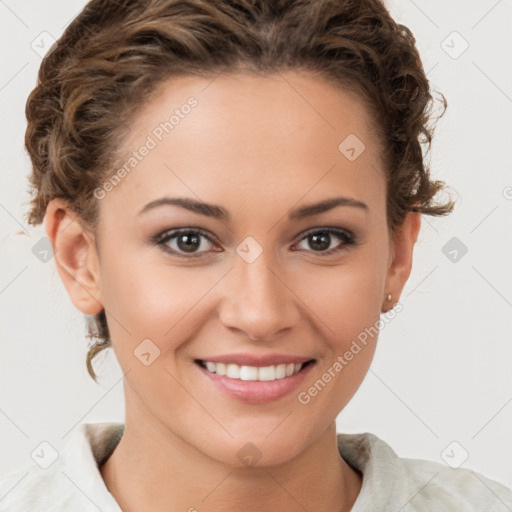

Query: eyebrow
(138, 196), (369, 221)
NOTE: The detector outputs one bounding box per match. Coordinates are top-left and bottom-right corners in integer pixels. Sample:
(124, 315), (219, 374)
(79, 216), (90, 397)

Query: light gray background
(1, 0), (511, 490)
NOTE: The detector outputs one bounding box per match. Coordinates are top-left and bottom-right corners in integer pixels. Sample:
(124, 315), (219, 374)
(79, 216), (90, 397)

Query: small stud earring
(386, 293), (392, 301)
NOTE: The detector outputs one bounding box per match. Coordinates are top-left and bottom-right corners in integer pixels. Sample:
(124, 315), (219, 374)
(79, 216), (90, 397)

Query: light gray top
(1, 422), (511, 511)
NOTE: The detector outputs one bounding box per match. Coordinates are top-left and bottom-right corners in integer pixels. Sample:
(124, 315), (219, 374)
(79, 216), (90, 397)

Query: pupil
(310, 233), (330, 251)
(178, 233), (200, 253)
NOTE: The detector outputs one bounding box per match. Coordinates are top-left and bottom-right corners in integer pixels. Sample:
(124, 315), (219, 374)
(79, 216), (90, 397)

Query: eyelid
(153, 227), (217, 244)
(295, 225), (354, 241)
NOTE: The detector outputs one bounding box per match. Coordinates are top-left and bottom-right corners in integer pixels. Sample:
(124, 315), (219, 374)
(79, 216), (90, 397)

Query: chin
(199, 426), (314, 469)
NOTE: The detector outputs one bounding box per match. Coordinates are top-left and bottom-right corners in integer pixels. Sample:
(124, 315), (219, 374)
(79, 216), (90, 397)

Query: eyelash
(152, 226), (357, 258)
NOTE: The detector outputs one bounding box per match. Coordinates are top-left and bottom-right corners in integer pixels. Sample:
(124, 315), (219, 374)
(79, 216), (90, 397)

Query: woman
(1, 0), (511, 510)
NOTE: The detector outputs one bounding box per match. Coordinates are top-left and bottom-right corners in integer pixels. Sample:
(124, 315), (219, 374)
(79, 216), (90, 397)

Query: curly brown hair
(24, 0), (454, 382)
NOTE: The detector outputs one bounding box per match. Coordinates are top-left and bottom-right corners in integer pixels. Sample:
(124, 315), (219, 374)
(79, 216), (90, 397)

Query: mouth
(195, 359), (315, 382)
(194, 357), (316, 404)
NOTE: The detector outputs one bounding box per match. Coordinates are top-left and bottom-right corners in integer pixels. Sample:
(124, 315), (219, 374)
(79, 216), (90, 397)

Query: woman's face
(50, 71), (418, 467)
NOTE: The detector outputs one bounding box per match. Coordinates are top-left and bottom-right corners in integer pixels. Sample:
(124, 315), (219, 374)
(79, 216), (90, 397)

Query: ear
(44, 198), (103, 316)
(382, 212), (421, 311)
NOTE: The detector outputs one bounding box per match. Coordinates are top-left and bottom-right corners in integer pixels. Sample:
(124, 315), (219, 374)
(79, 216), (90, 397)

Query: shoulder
(0, 422), (124, 512)
(397, 455), (512, 510)
(338, 432), (512, 511)
(0, 459), (86, 512)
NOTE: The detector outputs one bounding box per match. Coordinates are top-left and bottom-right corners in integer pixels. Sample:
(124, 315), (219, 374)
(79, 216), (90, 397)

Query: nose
(218, 250), (300, 341)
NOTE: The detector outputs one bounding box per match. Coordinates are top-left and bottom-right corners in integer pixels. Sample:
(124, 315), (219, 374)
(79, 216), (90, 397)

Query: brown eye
(175, 232), (202, 253)
(156, 229), (218, 257)
(308, 232), (331, 251)
(295, 228), (356, 255)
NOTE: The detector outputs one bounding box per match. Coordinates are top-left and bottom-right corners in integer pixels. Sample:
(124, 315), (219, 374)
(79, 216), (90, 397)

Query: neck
(100, 414), (361, 512)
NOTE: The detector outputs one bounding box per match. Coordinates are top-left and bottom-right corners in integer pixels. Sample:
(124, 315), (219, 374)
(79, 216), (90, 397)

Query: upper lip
(196, 353), (315, 367)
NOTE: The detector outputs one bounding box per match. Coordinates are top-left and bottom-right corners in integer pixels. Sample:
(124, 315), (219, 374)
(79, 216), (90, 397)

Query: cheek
(98, 253), (224, 359)
(293, 243), (388, 409)
(293, 276), (382, 424)
(305, 252), (387, 345)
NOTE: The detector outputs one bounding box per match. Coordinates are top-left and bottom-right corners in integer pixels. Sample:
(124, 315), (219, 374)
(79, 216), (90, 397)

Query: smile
(196, 360), (314, 382)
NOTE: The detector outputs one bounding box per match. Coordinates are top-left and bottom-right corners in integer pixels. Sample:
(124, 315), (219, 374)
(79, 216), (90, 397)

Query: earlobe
(44, 199), (103, 316)
(382, 212), (421, 311)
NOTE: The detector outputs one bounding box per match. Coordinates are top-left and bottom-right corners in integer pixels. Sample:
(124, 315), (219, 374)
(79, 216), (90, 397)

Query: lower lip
(196, 362), (315, 404)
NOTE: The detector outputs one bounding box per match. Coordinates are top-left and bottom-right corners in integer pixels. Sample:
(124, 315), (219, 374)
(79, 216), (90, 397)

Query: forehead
(103, 71), (385, 219)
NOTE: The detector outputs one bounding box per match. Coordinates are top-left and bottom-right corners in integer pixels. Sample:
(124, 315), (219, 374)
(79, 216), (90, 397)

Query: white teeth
(258, 365), (276, 381)
(200, 360), (308, 381)
(275, 364), (286, 379)
(226, 364), (240, 379)
(240, 366), (259, 381)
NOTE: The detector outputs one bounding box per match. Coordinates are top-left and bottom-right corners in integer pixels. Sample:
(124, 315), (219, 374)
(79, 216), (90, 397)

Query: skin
(45, 70), (420, 512)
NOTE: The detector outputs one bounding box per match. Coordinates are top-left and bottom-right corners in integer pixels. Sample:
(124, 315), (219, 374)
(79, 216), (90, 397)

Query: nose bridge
(219, 244), (297, 340)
